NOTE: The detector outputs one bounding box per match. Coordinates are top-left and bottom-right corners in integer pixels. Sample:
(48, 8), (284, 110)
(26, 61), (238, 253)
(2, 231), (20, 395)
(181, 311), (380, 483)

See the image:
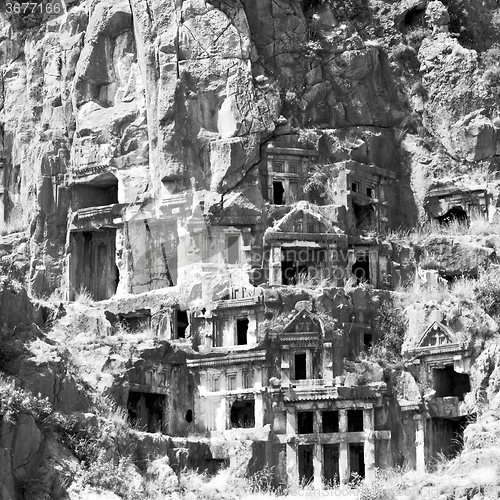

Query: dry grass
(74, 287), (95, 305)
(0, 213), (26, 236)
(386, 211), (500, 244)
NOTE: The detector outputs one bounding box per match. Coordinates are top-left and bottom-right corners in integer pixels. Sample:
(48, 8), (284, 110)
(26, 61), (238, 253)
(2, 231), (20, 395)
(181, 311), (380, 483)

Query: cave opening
(403, 7), (426, 31)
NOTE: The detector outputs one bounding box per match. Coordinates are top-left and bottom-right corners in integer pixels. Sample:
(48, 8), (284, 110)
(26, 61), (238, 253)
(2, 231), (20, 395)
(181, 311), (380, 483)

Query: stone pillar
(313, 409), (322, 488)
(253, 365), (262, 389)
(339, 443), (349, 484)
(363, 408), (375, 482)
(269, 245), (282, 285)
(369, 249), (378, 287)
(322, 342), (334, 381)
(216, 395), (227, 432)
(286, 408), (298, 489)
(414, 414), (425, 474)
(313, 443), (323, 490)
(339, 410), (349, 483)
(254, 392), (264, 429)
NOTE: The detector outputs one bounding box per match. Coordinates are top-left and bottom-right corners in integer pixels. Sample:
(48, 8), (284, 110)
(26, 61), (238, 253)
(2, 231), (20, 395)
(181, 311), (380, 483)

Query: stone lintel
(187, 351), (266, 368)
(128, 382), (169, 395)
(267, 147), (318, 157)
(276, 430), (391, 444)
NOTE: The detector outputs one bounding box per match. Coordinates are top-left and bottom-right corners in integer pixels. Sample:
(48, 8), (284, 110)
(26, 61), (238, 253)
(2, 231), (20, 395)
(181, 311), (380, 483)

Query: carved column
(254, 391), (264, 429)
(286, 408), (298, 489)
(339, 410), (349, 483)
(313, 410), (322, 489)
(364, 408), (376, 482)
(414, 414), (425, 474)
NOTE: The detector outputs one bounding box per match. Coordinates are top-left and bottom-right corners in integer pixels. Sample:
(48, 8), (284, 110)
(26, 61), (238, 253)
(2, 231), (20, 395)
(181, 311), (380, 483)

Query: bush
(483, 66), (500, 90)
(78, 451), (143, 500)
(390, 44), (419, 72)
(0, 378), (52, 423)
(0, 329), (23, 367)
(473, 267), (500, 317)
(411, 80), (428, 98)
(372, 297), (407, 362)
(481, 44), (500, 69)
(406, 27), (431, 49)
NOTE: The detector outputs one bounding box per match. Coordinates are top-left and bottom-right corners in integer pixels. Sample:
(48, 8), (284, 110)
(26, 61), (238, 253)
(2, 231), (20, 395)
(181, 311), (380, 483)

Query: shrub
(481, 44), (500, 69)
(473, 267), (500, 317)
(390, 43), (418, 70)
(411, 80), (427, 98)
(0, 328), (23, 367)
(0, 377), (52, 423)
(371, 297), (407, 362)
(328, 0), (370, 27)
(483, 66), (500, 90)
(406, 27), (431, 49)
(74, 287), (94, 305)
(78, 451), (144, 500)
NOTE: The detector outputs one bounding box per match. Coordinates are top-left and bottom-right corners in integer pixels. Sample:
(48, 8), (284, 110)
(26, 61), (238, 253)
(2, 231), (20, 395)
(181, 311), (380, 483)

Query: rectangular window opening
(176, 310), (189, 338)
(347, 409), (364, 432)
(227, 235), (239, 264)
(294, 352), (307, 380)
(322, 410), (339, 433)
(298, 444), (314, 484)
(236, 317), (249, 345)
(363, 333), (373, 349)
(273, 181), (285, 205)
(297, 411), (314, 434)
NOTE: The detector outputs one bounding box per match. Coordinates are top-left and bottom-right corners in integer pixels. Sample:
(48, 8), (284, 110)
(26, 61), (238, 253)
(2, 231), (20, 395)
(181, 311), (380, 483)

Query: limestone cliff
(2, 0), (500, 499)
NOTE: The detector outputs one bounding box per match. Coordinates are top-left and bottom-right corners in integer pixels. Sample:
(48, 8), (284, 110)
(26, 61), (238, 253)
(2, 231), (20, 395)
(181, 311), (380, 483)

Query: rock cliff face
(3, 0), (500, 498)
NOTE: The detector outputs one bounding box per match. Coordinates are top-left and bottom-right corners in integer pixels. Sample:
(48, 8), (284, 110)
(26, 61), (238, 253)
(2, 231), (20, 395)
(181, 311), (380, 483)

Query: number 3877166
(5, 2), (63, 14)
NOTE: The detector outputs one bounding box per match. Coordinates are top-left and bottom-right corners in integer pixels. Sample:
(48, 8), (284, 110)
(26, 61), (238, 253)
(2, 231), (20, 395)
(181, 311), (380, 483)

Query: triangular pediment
(284, 309), (321, 334)
(272, 202), (334, 234)
(417, 321), (454, 348)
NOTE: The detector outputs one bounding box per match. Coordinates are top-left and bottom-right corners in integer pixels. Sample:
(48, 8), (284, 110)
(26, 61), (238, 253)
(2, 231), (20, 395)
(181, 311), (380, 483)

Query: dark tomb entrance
(436, 206), (468, 226)
(237, 317), (249, 345)
(347, 409), (364, 432)
(298, 444), (314, 484)
(433, 365), (471, 401)
(273, 181), (285, 205)
(294, 352), (307, 380)
(175, 309), (189, 339)
(352, 255), (370, 284)
(323, 444), (340, 485)
(70, 229), (118, 300)
(297, 411), (314, 434)
(322, 410), (339, 433)
(230, 400), (255, 428)
(282, 260), (296, 284)
(127, 391), (165, 433)
(349, 443), (365, 480)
